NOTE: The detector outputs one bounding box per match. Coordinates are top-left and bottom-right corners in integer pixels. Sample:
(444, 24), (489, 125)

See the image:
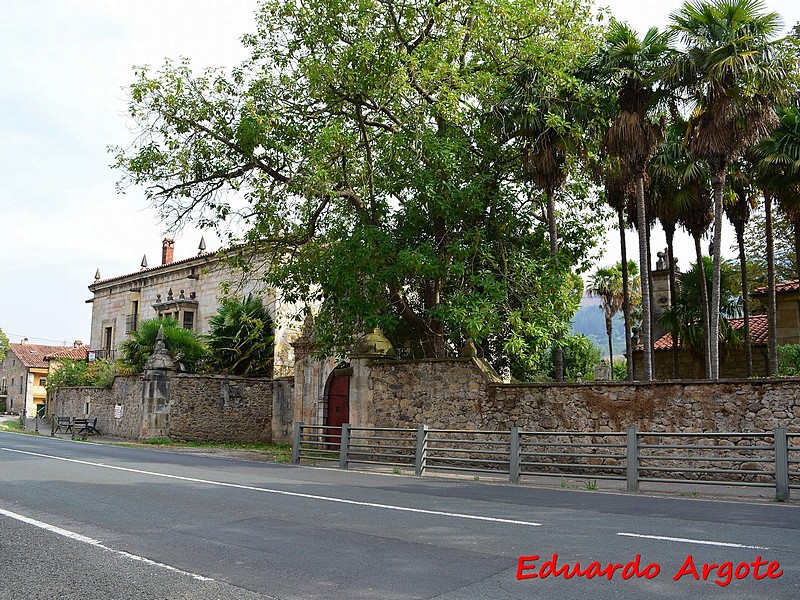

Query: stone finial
(167, 287), (174, 301)
(179, 289), (186, 299)
(94, 268), (101, 281)
(459, 337), (479, 358)
(351, 328), (395, 359)
(141, 254), (148, 269)
(143, 325), (177, 372)
(198, 236), (207, 254)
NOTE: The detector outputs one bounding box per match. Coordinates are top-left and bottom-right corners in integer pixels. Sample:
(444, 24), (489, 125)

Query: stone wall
(362, 358), (800, 433)
(54, 373), (285, 444)
(54, 376), (143, 440)
(168, 375), (274, 444)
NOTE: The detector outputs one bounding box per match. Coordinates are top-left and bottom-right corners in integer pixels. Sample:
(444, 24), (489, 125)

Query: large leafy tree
(592, 19), (672, 381)
(667, 0), (796, 379)
(0, 326), (9, 364)
(113, 0), (607, 376)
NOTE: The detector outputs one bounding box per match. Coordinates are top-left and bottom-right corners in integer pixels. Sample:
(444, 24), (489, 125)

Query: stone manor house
(87, 237), (299, 376)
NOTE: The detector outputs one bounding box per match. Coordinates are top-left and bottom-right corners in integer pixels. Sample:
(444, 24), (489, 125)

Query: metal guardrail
(293, 423), (799, 500)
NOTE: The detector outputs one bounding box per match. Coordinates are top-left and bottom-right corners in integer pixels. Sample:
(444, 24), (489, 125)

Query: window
(104, 327), (113, 350)
(182, 310), (195, 331)
(39, 377), (47, 387)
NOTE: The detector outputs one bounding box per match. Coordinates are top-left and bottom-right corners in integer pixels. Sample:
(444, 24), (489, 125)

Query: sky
(0, 0), (798, 347)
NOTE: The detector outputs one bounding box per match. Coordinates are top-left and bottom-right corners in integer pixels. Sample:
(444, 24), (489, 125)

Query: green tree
(205, 295), (275, 376)
(544, 334), (602, 382)
(777, 344), (800, 375)
(593, 19), (672, 381)
(45, 359), (116, 393)
(742, 208), (796, 286)
(0, 326), (9, 364)
(587, 264), (624, 364)
(119, 318), (207, 373)
(667, 0), (797, 379)
(112, 0), (607, 373)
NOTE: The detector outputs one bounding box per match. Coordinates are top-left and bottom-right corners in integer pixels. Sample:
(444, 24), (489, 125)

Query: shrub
(119, 317), (208, 373)
(45, 358), (116, 392)
(777, 344), (800, 376)
(205, 295), (275, 376)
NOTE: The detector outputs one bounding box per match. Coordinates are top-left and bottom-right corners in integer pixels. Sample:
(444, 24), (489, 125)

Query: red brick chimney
(161, 238), (175, 265)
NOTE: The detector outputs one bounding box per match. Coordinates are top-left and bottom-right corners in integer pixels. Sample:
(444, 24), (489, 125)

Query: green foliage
(611, 359), (628, 381)
(742, 208), (796, 287)
(119, 318), (208, 373)
(777, 344), (800, 376)
(0, 326), (8, 364)
(112, 0), (609, 371)
(45, 359), (116, 392)
(205, 295), (275, 376)
(542, 334), (602, 382)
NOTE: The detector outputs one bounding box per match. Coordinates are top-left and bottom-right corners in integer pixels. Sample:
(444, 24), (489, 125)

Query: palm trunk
(765, 192), (778, 375)
(619, 209), (634, 381)
(709, 169), (726, 379)
(694, 235), (711, 378)
(606, 314), (614, 370)
(666, 232), (679, 378)
(636, 174), (652, 381)
(734, 222), (753, 377)
(546, 189), (564, 382)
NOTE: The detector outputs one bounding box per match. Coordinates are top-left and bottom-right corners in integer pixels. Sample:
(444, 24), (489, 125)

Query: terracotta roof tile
(645, 314), (769, 351)
(751, 279), (800, 295)
(90, 252), (215, 287)
(8, 344), (84, 369)
(43, 347), (89, 361)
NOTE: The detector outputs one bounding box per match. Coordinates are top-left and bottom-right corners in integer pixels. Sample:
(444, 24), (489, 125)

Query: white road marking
(0, 447), (541, 527)
(0, 507), (213, 581)
(618, 532), (769, 550)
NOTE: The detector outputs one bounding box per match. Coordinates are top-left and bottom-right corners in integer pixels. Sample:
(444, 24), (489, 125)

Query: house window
(104, 327), (113, 350)
(39, 377), (47, 387)
(182, 311), (195, 331)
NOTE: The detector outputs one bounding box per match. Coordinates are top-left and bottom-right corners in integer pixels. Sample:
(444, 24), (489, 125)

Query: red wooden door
(326, 371), (350, 445)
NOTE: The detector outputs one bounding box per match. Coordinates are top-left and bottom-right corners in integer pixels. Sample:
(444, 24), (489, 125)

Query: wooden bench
(51, 416), (73, 436)
(72, 417), (101, 438)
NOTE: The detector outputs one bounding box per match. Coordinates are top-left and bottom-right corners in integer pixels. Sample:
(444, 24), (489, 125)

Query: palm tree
(594, 19), (671, 381)
(496, 67), (595, 381)
(753, 106), (800, 373)
(724, 160), (759, 376)
(587, 265), (625, 365)
(205, 295), (275, 376)
(667, 0), (794, 379)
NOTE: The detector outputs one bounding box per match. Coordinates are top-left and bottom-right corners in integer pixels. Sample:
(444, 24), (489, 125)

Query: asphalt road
(1, 430), (798, 599)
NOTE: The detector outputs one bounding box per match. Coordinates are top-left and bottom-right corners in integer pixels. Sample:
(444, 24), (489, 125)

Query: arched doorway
(325, 368), (350, 444)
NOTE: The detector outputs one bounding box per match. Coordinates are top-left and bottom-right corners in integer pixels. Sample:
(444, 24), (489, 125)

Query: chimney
(161, 238), (175, 265)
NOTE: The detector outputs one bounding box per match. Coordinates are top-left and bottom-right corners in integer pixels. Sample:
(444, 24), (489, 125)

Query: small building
(0, 341), (86, 416)
(633, 278), (800, 379)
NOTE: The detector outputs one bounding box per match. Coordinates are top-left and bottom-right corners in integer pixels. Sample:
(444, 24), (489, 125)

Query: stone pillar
(651, 249), (676, 341)
(140, 326), (177, 439)
(349, 328), (395, 427)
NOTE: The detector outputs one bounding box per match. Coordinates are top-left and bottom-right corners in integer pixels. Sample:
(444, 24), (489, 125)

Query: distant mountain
(571, 297), (626, 360)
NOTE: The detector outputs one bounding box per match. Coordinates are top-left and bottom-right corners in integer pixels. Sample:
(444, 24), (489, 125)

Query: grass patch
(0, 419), (22, 432)
(139, 438), (293, 462)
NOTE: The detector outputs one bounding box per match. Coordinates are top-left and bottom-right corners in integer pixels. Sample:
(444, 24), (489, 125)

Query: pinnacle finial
(94, 268), (101, 281)
(198, 236), (207, 254)
(141, 254), (148, 269)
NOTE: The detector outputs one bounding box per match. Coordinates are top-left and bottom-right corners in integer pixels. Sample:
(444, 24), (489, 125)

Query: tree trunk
(665, 231), (679, 379)
(546, 189), (564, 382)
(794, 214), (800, 282)
(619, 209), (634, 381)
(765, 192), (778, 374)
(636, 174), (652, 381)
(709, 169), (726, 379)
(606, 314), (614, 371)
(734, 222), (753, 377)
(694, 234), (711, 378)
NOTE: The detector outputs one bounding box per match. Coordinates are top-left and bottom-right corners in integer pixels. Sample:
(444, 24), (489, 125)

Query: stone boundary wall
(53, 373), (282, 444)
(365, 358), (800, 433)
(168, 374), (274, 444)
(53, 376), (143, 440)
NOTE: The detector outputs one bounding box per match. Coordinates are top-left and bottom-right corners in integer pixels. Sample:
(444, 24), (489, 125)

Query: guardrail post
(291, 421), (303, 465)
(50, 414), (56, 437)
(509, 427), (520, 484)
(339, 424), (351, 469)
(627, 427), (639, 492)
(415, 424), (428, 476)
(774, 427), (790, 501)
